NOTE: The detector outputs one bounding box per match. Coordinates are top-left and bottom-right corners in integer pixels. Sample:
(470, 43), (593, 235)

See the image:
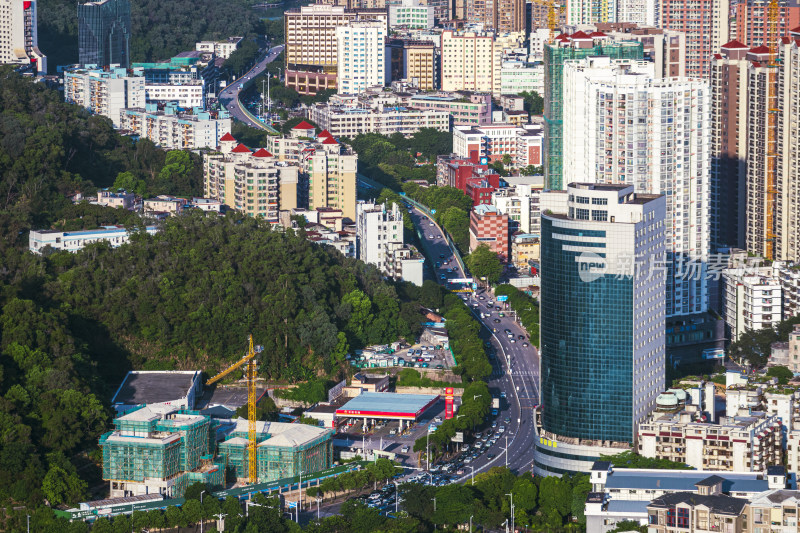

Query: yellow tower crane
(765, 0), (780, 259)
(206, 335), (262, 484)
(531, 0), (564, 41)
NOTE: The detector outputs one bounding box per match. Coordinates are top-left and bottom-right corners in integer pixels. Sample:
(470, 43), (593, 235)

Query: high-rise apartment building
(299, 126), (358, 220)
(562, 56), (711, 317)
(776, 32), (800, 262)
(709, 40), (750, 249)
(385, 38), (437, 90)
(594, 23), (686, 77)
(565, 0), (617, 24)
(78, 0), (131, 68)
(203, 133), (299, 223)
(543, 33), (643, 190)
(64, 65), (145, 127)
(733, 0), (800, 47)
(336, 21), (386, 95)
(495, 0), (526, 32)
(283, 4), (387, 95)
(722, 265), (782, 342)
(536, 183), (665, 475)
(356, 201), (424, 285)
(440, 30), (524, 95)
(0, 0), (46, 72)
(659, 0), (728, 77)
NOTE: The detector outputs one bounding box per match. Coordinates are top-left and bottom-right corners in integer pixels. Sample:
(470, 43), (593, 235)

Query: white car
(429, 222), (434, 226)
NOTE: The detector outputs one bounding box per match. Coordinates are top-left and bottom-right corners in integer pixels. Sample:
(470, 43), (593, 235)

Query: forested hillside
(36, 0), (278, 70)
(0, 67), (204, 251)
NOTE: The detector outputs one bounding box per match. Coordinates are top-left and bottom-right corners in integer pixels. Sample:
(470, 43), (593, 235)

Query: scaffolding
(543, 40), (644, 190)
(256, 432), (334, 483)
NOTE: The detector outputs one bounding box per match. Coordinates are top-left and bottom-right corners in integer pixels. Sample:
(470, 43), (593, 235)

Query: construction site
(99, 336), (335, 499)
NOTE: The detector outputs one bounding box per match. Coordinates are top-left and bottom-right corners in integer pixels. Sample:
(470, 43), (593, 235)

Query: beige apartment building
(204, 133), (299, 223)
(283, 4), (387, 95)
(386, 38), (436, 90)
(440, 30), (524, 95)
(302, 136), (358, 221)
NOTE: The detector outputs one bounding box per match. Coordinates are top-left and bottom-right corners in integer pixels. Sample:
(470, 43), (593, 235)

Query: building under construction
(217, 420), (334, 484)
(100, 405), (225, 499)
(100, 404), (334, 498)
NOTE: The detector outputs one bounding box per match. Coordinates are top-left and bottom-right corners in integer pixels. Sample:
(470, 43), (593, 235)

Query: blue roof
(337, 392), (438, 417)
(606, 500), (650, 513)
(605, 471), (769, 493)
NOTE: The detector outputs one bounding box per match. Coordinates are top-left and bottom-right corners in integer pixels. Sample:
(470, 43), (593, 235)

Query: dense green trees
(466, 244), (504, 285)
(401, 182), (474, 253)
(519, 91), (544, 116)
(37, 0), (266, 69)
(729, 315), (800, 366)
(400, 467), (590, 530)
(600, 450), (693, 470)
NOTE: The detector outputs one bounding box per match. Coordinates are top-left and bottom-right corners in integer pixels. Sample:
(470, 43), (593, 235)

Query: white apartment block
(336, 21), (386, 95)
(195, 37), (243, 59)
(120, 104), (231, 150)
(389, 0), (434, 29)
(0, 0), (46, 72)
(566, 0), (617, 25)
(96, 189), (135, 209)
(500, 61), (544, 96)
(144, 81), (204, 109)
(777, 35), (800, 263)
(777, 264), (800, 319)
(29, 226), (160, 254)
(722, 266), (782, 342)
(440, 30), (524, 96)
(355, 201), (423, 285)
(638, 411), (783, 472)
(307, 102), (448, 137)
(562, 56), (711, 318)
(453, 124), (543, 167)
(64, 66), (145, 127)
(491, 178), (544, 234)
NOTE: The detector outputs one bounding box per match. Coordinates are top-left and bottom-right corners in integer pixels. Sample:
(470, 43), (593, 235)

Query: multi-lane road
(405, 202), (540, 476)
(218, 45), (285, 130)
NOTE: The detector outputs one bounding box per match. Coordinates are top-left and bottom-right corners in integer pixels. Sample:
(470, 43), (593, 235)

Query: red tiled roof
(713, 53), (723, 59)
(555, 33), (569, 40)
(721, 40), (748, 49)
(589, 31), (608, 37)
(232, 143), (252, 153)
(318, 129), (333, 138)
(252, 148), (273, 157)
(781, 36), (792, 44)
(790, 25), (800, 33)
(220, 132), (236, 142)
(749, 45), (771, 54)
(293, 120), (315, 130)
(322, 137), (338, 145)
(570, 31), (592, 39)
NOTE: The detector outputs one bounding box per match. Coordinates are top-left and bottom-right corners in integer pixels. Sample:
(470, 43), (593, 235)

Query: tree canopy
(466, 244), (504, 285)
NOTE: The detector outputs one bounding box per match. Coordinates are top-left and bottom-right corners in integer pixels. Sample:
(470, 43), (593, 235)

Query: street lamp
(505, 435), (509, 468)
(468, 465), (475, 485)
(506, 492), (515, 533)
(470, 514), (474, 533)
(315, 497), (322, 520)
(200, 491), (206, 533)
(26, 515), (29, 533)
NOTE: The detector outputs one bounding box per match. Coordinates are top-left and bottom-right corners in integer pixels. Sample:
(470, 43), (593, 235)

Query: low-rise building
(120, 104), (231, 150)
(408, 92), (492, 126)
(307, 101), (448, 137)
(144, 80), (204, 109)
(453, 123), (543, 166)
(500, 60), (544, 96)
(469, 204), (509, 262)
(64, 65), (145, 127)
(143, 195), (188, 216)
(646, 490), (749, 533)
(638, 410), (784, 472)
(511, 233), (540, 270)
(195, 37), (243, 59)
(29, 226), (160, 254)
(96, 189), (135, 210)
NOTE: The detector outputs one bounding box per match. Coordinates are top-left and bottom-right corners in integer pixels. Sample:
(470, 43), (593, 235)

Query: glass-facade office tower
(539, 183), (665, 449)
(78, 0), (131, 68)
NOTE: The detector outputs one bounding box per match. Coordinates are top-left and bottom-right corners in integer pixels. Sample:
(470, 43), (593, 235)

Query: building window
(575, 208), (590, 220)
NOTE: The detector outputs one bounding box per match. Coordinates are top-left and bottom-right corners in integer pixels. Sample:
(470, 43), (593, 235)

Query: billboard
(445, 387), (454, 419)
(496, 295), (508, 302)
(451, 432), (464, 443)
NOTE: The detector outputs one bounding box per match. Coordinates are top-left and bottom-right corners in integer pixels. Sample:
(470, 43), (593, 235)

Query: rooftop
(648, 492), (748, 515)
(336, 392), (439, 417)
(604, 469), (769, 494)
(112, 371), (200, 408)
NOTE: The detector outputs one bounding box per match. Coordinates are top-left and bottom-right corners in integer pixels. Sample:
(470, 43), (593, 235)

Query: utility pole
(469, 465), (475, 485)
(506, 492), (514, 533)
(505, 435), (509, 467)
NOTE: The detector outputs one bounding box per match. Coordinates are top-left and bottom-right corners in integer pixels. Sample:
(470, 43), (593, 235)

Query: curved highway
(219, 45), (285, 130)
(406, 203), (540, 477)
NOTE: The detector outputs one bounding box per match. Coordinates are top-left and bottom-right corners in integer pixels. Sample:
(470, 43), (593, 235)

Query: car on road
(493, 318), (501, 323)
(491, 421), (497, 428)
(522, 342), (529, 347)
(518, 334), (525, 340)
(479, 296), (485, 300)
(401, 446), (409, 453)
(487, 453), (496, 459)
(429, 222), (434, 226)
(504, 417), (511, 423)
(429, 235), (435, 239)
(499, 313), (505, 317)
(440, 274), (447, 280)
(439, 254), (445, 258)
(500, 392), (507, 398)
(510, 339), (516, 343)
